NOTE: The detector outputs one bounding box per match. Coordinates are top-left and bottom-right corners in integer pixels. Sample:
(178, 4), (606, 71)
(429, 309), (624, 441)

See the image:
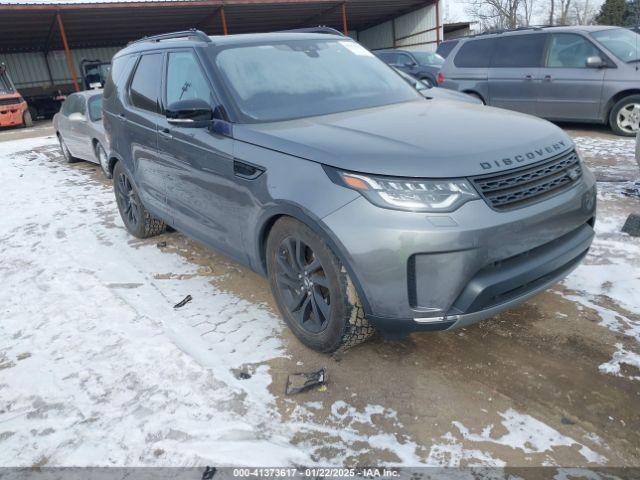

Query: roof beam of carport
(0, 0), (340, 11)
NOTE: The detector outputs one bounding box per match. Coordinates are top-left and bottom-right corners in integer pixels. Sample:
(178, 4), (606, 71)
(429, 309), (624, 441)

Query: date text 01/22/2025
(231, 468), (400, 478)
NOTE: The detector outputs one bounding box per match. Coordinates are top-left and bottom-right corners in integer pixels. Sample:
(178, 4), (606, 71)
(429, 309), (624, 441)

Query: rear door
(123, 53), (166, 216)
(488, 33), (547, 115)
(536, 33), (605, 121)
(157, 49), (245, 262)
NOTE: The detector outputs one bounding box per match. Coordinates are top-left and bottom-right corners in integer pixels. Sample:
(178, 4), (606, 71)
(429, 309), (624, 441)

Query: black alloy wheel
(275, 236), (331, 334)
(115, 171), (141, 229)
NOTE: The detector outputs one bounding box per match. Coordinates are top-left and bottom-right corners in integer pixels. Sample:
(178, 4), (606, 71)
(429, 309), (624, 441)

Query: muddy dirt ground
(0, 120), (638, 469)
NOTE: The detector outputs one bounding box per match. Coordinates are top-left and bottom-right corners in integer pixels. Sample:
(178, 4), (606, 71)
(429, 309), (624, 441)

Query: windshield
(411, 52), (445, 66)
(591, 28), (640, 62)
(211, 39), (420, 123)
(88, 95), (103, 122)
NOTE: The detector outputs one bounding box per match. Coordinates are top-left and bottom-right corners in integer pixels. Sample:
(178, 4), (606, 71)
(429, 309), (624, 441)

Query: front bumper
(0, 102), (26, 128)
(322, 170), (597, 335)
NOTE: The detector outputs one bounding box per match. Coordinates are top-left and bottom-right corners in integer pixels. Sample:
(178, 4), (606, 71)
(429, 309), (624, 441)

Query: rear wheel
(610, 95), (640, 137)
(113, 161), (166, 239)
(22, 110), (33, 128)
(267, 217), (375, 353)
(58, 135), (78, 163)
(95, 142), (112, 179)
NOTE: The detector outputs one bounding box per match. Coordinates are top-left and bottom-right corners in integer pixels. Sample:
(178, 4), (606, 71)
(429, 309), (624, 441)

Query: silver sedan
(53, 89), (111, 178)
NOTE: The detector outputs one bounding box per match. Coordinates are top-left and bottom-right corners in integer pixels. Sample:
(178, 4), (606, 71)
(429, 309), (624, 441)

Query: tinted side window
(379, 52), (398, 64)
(61, 95), (75, 115)
(454, 39), (495, 68)
(166, 51), (212, 106)
(436, 40), (458, 58)
(129, 54), (162, 113)
(88, 95), (103, 121)
(546, 34), (602, 68)
(76, 96), (86, 115)
(492, 34), (547, 68)
(396, 53), (414, 65)
(104, 55), (136, 100)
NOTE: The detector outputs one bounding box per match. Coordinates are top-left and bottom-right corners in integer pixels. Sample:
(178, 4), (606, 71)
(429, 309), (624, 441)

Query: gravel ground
(0, 121), (638, 471)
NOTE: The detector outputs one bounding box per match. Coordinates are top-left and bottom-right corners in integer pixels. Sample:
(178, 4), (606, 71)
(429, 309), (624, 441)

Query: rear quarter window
(436, 40), (458, 58)
(104, 54), (136, 100)
(454, 38), (495, 68)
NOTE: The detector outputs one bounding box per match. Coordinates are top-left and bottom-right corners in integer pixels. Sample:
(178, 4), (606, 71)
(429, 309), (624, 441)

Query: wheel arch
(462, 90), (486, 104)
(605, 89), (640, 120)
(107, 152), (124, 177)
(255, 203), (373, 316)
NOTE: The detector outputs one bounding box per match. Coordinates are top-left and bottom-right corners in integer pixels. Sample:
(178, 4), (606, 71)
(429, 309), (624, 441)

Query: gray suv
(439, 26), (640, 136)
(103, 29), (596, 353)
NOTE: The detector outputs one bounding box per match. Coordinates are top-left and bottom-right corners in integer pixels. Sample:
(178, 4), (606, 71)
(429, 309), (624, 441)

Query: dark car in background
(438, 26), (640, 136)
(374, 49), (444, 87)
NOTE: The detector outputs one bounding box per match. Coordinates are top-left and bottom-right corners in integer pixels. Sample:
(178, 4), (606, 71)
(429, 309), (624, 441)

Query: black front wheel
(267, 217), (375, 353)
(113, 161), (166, 239)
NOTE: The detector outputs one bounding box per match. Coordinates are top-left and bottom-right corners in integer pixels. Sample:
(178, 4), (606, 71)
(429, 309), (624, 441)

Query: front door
(157, 49), (245, 262)
(537, 33), (605, 121)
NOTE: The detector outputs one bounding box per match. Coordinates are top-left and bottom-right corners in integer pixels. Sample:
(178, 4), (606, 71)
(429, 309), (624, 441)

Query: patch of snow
(453, 409), (606, 465)
(0, 136), (424, 466)
(599, 344), (640, 382)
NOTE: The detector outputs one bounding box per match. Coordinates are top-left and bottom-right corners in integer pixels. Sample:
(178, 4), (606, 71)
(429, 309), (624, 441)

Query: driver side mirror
(586, 56), (605, 68)
(166, 98), (213, 127)
(404, 61), (417, 68)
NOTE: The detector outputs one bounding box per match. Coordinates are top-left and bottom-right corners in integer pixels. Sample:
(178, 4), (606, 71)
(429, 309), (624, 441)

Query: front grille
(471, 150), (582, 211)
(0, 97), (22, 107)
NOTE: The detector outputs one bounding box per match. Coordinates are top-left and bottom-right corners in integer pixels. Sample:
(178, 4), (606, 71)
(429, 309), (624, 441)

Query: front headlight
(326, 167), (479, 212)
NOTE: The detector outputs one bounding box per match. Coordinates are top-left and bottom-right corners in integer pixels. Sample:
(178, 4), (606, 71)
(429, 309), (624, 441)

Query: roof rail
(128, 29), (212, 46)
(278, 26), (345, 36)
(471, 25), (548, 37)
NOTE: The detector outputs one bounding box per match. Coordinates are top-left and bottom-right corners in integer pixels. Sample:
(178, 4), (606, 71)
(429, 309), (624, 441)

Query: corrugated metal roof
(0, 0), (435, 53)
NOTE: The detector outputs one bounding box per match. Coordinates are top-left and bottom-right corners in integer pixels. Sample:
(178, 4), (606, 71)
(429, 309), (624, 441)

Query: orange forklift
(0, 63), (32, 128)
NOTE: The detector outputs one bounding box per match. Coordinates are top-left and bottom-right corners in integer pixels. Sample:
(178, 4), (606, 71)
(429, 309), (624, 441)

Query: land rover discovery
(103, 29), (596, 353)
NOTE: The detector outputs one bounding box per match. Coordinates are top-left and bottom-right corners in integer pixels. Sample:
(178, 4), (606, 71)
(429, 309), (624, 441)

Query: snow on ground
(0, 133), (632, 468)
(558, 135), (640, 382)
(0, 136), (420, 466)
(452, 410), (606, 465)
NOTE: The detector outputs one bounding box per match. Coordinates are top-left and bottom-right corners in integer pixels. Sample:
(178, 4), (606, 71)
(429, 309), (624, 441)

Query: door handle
(233, 160), (264, 180)
(544, 75), (552, 82)
(524, 74), (533, 81)
(158, 128), (173, 140)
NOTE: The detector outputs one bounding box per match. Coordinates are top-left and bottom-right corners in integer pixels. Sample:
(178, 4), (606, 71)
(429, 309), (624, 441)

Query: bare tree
(570, 0), (597, 24)
(557, 0), (573, 24)
(519, 0), (535, 25)
(466, 0), (521, 30)
(549, 0), (555, 24)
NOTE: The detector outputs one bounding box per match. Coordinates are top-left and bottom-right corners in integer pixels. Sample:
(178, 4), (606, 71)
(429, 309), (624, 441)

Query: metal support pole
(435, 0), (441, 45)
(341, 3), (348, 36)
(220, 5), (228, 35)
(56, 13), (80, 92)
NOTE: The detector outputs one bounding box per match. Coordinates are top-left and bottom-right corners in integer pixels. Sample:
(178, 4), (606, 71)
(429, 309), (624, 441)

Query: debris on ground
(157, 241), (167, 248)
(622, 213), (640, 237)
(173, 295), (193, 309)
(285, 368), (327, 395)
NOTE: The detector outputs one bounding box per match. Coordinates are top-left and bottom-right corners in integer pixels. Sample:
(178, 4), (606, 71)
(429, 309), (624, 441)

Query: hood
(420, 87), (482, 105)
(234, 100), (573, 178)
